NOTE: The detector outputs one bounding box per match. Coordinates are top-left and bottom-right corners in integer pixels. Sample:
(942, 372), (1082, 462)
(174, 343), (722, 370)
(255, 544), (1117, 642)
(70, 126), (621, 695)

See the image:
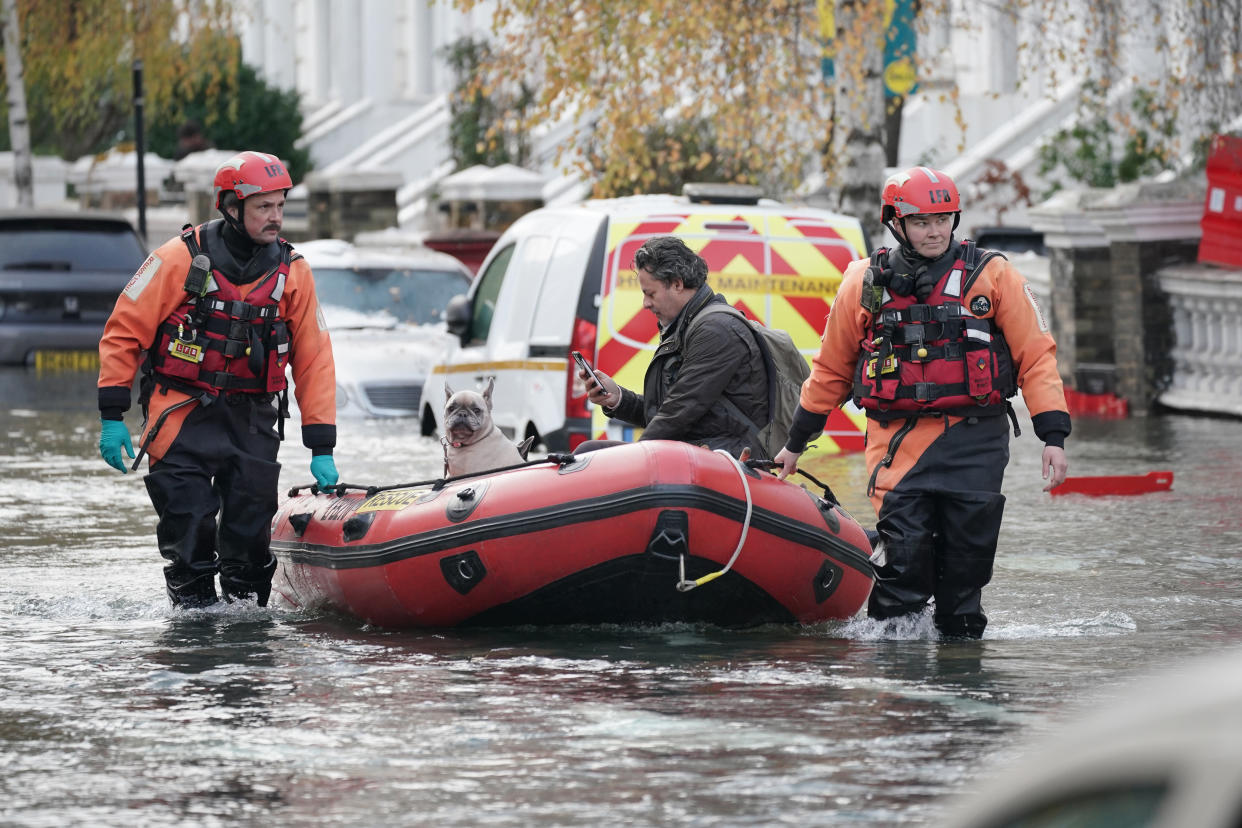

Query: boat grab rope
(286, 452), (581, 498)
(676, 449), (755, 593)
(745, 459), (840, 506)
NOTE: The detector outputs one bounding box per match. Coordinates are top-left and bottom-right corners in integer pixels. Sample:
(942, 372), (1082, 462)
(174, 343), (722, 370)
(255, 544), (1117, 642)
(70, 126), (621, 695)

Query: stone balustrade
(1029, 178), (1207, 416)
(1156, 263), (1242, 418)
(1026, 172), (1242, 420)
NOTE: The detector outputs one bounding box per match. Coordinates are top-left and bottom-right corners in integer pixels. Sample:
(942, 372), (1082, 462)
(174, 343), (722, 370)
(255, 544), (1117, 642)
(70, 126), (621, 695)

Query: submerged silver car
(296, 239), (472, 417)
(0, 211), (147, 368)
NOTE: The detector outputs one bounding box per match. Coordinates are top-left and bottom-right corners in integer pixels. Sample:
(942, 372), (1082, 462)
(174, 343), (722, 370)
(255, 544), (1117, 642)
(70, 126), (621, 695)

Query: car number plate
(33, 350), (100, 372)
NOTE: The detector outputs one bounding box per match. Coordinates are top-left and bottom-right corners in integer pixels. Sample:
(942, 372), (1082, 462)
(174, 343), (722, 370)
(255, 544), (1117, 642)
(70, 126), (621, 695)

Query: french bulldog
(443, 378), (528, 477)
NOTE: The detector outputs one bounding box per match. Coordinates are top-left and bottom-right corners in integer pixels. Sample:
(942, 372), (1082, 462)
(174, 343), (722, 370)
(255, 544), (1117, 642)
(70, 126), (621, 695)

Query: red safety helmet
(881, 166), (960, 223)
(213, 151), (293, 209)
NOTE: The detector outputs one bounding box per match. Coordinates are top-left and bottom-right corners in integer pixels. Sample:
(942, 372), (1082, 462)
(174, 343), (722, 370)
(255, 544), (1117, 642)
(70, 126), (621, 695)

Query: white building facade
(234, 1), (1211, 234)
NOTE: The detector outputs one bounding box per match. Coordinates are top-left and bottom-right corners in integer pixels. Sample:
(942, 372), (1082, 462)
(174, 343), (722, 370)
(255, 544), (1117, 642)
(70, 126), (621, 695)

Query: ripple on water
(842, 610), (940, 641)
(989, 609), (1137, 639)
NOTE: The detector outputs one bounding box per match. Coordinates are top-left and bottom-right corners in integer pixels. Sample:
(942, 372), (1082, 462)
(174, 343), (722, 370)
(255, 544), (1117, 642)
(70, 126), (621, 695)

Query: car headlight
(336, 382), (350, 409)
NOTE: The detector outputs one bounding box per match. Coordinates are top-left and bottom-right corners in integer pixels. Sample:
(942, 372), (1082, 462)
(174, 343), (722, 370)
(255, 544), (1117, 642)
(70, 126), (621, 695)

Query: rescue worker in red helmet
(97, 150), (338, 608)
(774, 166), (1070, 638)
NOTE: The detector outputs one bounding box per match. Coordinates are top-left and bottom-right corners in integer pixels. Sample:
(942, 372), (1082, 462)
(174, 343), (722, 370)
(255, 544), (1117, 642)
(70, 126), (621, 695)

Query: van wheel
(420, 405), (437, 437)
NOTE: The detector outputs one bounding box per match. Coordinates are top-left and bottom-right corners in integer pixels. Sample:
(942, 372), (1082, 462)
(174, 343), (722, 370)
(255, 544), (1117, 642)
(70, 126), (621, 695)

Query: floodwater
(3, 367), (1242, 827)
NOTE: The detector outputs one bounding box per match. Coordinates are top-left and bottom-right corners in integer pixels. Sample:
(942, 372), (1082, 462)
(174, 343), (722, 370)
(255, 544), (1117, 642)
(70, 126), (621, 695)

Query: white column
(411, 0), (435, 98)
(325, 0), (362, 101)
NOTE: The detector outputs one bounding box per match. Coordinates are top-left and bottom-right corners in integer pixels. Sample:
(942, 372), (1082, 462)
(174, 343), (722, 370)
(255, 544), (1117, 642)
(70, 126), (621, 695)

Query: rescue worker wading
(774, 166), (1070, 639)
(97, 151), (338, 608)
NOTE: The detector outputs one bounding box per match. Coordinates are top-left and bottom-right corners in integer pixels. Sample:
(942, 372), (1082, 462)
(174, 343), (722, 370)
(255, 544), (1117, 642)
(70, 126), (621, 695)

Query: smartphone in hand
(572, 350), (600, 386)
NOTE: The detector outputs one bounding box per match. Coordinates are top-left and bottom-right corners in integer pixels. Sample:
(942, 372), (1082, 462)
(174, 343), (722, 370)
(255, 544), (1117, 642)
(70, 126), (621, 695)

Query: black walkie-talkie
(184, 254), (212, 297)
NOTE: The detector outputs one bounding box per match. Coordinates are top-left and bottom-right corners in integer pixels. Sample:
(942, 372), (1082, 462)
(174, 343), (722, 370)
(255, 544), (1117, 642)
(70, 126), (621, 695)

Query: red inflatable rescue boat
(270, 440), (874, 628)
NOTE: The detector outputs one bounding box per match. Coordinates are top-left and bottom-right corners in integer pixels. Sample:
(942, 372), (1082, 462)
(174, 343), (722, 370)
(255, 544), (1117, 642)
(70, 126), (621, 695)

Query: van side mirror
(446, 294), (471, 342)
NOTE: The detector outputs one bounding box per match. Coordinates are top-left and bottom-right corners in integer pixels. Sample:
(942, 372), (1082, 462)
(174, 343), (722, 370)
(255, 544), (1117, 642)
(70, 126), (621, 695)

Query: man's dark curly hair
(632, 236), (708, 289)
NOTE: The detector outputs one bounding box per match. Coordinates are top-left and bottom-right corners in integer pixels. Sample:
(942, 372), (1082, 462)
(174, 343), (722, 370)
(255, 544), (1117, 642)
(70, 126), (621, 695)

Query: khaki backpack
(689, 304), (810, 460)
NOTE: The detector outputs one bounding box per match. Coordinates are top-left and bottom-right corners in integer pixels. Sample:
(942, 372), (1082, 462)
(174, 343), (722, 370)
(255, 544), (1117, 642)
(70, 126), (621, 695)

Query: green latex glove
(99, 420), (135, 473)
(310, 454), (338, 487)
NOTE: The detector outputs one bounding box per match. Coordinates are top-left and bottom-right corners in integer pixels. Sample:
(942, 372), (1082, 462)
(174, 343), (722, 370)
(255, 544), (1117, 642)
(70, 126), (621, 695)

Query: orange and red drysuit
(787, 240), (1070, 637)
(98, 220), (335, 605)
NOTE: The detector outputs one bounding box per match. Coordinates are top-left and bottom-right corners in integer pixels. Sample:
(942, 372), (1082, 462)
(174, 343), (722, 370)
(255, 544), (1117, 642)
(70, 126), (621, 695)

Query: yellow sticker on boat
(356, 489), (428, 513)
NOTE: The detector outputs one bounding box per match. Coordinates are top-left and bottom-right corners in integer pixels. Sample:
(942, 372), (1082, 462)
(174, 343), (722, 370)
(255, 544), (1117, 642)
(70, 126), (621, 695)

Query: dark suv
(0, 211), (147, 368)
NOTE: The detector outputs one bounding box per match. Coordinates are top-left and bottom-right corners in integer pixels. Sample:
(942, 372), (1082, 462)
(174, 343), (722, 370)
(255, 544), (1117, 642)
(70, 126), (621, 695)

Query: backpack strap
(960, 239), (1007, 294)
(280, 236), (301, 265)
(177, 224), (214, 303)
(180, 224), (202, 258)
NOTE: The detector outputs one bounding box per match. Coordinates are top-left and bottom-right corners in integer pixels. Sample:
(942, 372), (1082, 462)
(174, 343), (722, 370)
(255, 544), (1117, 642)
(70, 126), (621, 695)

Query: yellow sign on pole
(818, 0), (919, 98)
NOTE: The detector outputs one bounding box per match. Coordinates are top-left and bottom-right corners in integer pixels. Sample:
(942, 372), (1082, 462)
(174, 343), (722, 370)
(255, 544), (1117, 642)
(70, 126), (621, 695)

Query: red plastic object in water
(1064, 388), (1129, 419)
(1050, 470), (1174, 496)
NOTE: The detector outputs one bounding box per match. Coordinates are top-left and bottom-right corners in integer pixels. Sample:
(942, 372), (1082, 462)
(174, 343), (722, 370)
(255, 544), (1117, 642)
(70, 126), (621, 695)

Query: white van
(420, 187), (870, 454)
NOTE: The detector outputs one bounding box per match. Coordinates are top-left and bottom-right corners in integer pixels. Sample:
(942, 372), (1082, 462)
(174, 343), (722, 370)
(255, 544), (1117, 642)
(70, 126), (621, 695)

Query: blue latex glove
(99, 420), (135, 473)
(310, 454), (339, 487)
